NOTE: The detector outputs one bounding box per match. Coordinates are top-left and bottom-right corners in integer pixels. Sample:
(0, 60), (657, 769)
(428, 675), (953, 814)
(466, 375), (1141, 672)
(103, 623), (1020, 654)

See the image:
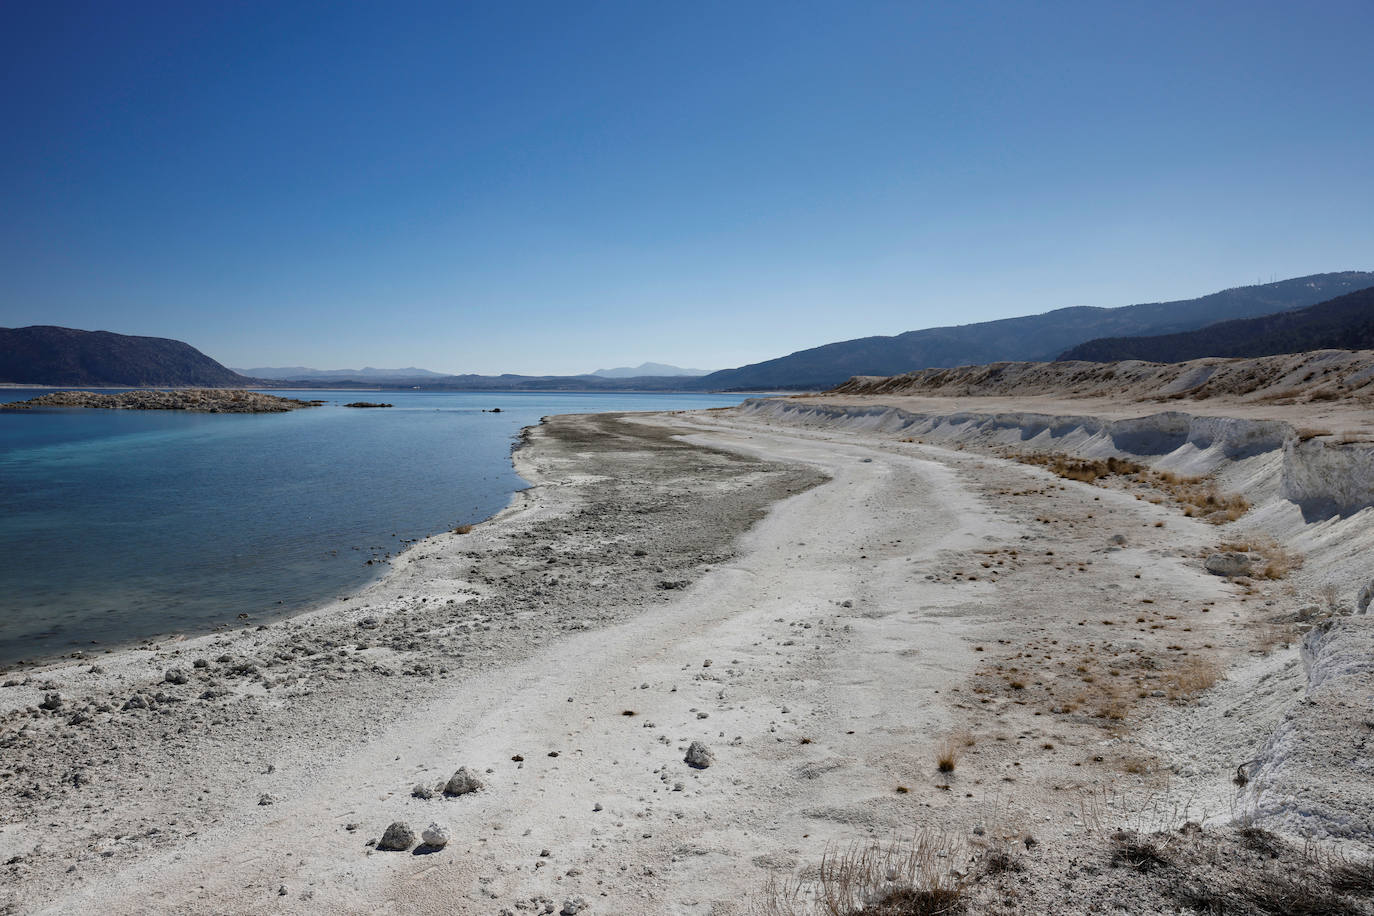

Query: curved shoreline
(3, 402), (1371, 914)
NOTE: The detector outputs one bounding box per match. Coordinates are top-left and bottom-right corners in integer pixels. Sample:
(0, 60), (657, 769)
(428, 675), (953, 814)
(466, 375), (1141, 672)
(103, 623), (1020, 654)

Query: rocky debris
(38, 693), (62, 711)
(121, 693), (153, 711)
(163, 668), (189, 685)
(658, 579), (689, 590)
(444, 766), (484, 796)
(411, 783), (437, 800)
(1358, 578), (1373, 614)
(1109, 533), (1128, 545)
(377, 822), (416, 851)
(561, 897), (589, 915)
(421, 823), (450, 848)
(6, 389), (321, 413)
(1204, 552), (1253, 577)
(684, 740), (715, 769)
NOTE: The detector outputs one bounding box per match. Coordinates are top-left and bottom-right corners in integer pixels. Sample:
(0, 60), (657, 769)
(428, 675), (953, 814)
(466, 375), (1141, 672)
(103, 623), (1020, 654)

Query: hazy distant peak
(590, 362), (711, 378)
(234, 366), (450, 380)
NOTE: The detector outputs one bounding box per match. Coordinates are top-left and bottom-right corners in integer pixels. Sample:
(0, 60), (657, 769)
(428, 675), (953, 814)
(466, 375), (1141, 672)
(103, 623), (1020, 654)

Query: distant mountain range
(0, 326), (253, 388)
(234, 366), (450, 380)
(590, 362), (710, 378)
(1058, 285), (1374, 362)
(691, 272), (1374, 390)
(6, 271), (1373, 391)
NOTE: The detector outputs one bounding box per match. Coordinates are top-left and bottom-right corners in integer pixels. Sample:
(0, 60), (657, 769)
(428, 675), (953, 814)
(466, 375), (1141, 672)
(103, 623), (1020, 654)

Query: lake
(0, 389), (749, 667)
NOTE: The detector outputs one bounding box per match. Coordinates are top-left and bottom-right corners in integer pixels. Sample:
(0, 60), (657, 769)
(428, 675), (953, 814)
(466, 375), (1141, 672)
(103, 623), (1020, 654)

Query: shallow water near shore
(0, 388), (748, 667)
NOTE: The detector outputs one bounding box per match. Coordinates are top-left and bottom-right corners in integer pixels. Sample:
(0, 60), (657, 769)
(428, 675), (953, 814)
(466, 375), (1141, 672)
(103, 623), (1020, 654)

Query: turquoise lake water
(0, 389), (748, 667)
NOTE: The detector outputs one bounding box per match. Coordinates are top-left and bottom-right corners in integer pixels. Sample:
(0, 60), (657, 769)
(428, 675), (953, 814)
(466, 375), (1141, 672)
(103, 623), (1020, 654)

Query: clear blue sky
(2, 1), (1371, 375)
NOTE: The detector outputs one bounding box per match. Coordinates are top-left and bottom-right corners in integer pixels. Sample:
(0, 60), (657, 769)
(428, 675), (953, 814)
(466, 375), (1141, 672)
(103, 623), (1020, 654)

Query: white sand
(2, 403), (1370, 915)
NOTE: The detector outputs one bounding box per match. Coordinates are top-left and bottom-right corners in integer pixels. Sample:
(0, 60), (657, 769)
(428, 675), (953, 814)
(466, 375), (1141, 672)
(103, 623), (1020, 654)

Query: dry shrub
(1166, 656), (1222, 700)
(1253, 623), (1293, 655)
(758, 833), (968, 916)
(1021, 454), (1143, 484)
(1119, 755), (1157, 775)
(453, 524), (474, 535)
(1259, 546), (1300, 580)
(936, 730), (972, 773)
(1296, 427), (1332, 441)
(1110, 834), (1171, 873)
(1213, 537), (1303, 580)
(1012, 452), (1248, 523)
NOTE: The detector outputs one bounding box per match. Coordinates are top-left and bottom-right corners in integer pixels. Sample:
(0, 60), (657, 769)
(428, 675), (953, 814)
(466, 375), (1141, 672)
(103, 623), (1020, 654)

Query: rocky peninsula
(4, 388), (323, 413)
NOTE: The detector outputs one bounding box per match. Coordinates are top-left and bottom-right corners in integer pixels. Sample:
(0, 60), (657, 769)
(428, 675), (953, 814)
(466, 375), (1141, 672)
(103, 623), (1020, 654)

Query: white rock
(422, 823), (450, 848)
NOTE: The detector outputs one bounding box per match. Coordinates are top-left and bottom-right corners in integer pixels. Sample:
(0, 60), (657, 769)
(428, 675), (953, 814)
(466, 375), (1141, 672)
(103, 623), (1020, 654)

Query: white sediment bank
(742, 395), (1374, 848)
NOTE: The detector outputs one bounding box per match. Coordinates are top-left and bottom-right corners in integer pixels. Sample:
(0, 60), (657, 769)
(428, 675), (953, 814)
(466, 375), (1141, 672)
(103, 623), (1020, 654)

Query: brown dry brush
(1108, 827), (1374, 916)
(1016, 453), (1250, 524)
(759, 833), (969, 916)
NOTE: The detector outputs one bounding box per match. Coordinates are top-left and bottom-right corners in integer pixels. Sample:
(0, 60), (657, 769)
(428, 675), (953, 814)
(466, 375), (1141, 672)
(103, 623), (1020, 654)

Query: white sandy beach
(2, 398), (1371, 915)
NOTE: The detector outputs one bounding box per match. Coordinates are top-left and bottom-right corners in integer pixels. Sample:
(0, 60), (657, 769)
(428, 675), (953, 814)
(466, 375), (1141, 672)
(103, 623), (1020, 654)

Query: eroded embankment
(742, 395), (1374, 847)
(742, 398), (1374, 522)
(830, 348), (1374, 405)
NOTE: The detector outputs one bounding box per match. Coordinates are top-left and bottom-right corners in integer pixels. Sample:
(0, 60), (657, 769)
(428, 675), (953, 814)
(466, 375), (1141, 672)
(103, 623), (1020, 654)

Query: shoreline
(2, 402), (1370, 914)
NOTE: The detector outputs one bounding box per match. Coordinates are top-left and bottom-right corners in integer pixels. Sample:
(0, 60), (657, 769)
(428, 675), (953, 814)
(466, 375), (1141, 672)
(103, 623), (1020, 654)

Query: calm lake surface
(0, 389), (750, 667)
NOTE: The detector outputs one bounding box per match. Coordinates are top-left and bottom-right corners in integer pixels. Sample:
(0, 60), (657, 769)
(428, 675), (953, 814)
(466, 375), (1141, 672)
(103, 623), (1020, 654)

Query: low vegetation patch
(759, 824), (1374, 915)
(1211, 537), (1304, 580)
(759, 833), (967, 916)
(1013, 453), (1249, 524)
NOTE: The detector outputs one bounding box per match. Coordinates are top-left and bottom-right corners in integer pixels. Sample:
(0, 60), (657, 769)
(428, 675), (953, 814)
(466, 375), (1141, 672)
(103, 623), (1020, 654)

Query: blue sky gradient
(2, 1), (1371, 374)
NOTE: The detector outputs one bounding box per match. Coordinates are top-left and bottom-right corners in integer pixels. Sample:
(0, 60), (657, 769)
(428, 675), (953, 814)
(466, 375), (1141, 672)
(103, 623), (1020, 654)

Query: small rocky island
(4, 388), (323, 413)
(343, 401), (393, 408)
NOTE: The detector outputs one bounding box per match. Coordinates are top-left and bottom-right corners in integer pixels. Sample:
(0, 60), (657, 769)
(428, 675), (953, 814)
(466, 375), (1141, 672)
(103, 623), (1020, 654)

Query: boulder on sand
(1204, 552), (1253, 577)
(684, 740), (715, 769)
(378, 821), (416, 851)
(444, 766), (484, 796)
(421, 823), (450, 848)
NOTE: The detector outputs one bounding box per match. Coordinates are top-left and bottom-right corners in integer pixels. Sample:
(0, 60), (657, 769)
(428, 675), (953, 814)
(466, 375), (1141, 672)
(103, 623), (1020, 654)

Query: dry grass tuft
(758, 833), (967, 916)
(935, 731), (972, 774)
(1166, 656), (1223, 700)
(453, 524), (474, 535)
(1110, 834), (1171, 873)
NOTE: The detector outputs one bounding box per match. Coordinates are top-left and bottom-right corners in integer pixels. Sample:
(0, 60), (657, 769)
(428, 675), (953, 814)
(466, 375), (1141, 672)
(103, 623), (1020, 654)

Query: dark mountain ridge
(0, 326), (254, 388)
(1057, 286), (1374, 362)
(693, 271), (1374, 390)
